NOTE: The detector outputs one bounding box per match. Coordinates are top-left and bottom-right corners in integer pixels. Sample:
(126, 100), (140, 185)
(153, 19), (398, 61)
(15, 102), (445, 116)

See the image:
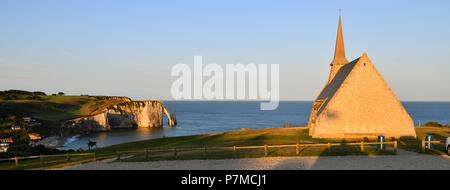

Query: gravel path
(60, 149), (450, 170)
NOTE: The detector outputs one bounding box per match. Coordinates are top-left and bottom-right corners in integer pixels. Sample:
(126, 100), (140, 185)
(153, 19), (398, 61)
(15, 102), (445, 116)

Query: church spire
(327, 15), (349, 83)
(331, 15), (348, 66)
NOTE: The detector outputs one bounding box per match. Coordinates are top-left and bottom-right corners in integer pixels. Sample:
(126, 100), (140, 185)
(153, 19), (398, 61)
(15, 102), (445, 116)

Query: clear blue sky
(0, 0), (449, 101)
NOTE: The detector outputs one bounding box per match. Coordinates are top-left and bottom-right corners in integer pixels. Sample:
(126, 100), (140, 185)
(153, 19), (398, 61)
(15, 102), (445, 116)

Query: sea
(59, 101), (450, 150)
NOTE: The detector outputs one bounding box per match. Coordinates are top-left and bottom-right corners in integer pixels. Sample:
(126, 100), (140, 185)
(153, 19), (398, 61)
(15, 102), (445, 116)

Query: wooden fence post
(264, 144), (268, 156)
(233, 146), (236, 158)
(14, 157), (18, 167)
(145, 148), (149, 160)
(93, 152), (97, 161)
(328, 143), (331, 152)
(204, 146), (207, 159)
(394, 141), (397, 153)
(116, 151), (121, 161)
(40, 154), (44, 166)
(422, 140), (425, 153)
(296, 143), (299, 155)
(66, 153), (70, 162)
(360, 141), (364, 152)
(174, 148), (177, 159)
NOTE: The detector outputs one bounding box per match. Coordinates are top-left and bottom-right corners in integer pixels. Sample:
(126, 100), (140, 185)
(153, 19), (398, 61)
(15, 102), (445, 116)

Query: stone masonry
(308, 16), (416, 139)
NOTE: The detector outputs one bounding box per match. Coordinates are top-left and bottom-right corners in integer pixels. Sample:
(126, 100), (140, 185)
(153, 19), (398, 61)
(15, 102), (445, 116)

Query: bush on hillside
(3, 90), (33, 95)
(424, 121), (443, 127)
(0, 115), (23, 128)
(32, 91), (46, 96)
(1, 94), (18, 100)
(26, 95), (42, 100)
(9, 130), (30, 145)
(0, 90), (46, 100)
(7, 144), (74, 156)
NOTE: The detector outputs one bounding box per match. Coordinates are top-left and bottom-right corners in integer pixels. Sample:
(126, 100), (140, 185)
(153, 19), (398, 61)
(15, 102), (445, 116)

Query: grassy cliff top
(0, 91), (133, 136)
(0, 94), (130, 122)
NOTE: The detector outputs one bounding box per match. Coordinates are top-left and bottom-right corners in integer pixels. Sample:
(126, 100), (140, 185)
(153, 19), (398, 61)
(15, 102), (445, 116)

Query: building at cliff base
(308, 16), (416, 139)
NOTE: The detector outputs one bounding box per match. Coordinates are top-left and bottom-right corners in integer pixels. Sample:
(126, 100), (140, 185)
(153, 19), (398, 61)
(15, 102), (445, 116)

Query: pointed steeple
(327, 15), (349, 83)
(331, 15), (348, 66)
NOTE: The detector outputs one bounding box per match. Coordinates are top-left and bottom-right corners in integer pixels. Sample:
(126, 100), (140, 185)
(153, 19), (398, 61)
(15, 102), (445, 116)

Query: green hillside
(0, 90), (129, 136)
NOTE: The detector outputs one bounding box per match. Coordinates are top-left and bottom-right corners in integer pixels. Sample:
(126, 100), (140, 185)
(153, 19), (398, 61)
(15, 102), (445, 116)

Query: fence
(116, 141), (398, 161)
(421, 140), (443, 153)
(0, 152), (96, 167)
(1, 139), (443, 166)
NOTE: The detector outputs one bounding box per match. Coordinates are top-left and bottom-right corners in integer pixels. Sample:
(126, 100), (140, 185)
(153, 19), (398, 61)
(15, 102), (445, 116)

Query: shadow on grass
(397, 133), (447, 155)
(118, 141), (396, 163)
(270, 143), (396, 170)
(0, 155), (94, 170)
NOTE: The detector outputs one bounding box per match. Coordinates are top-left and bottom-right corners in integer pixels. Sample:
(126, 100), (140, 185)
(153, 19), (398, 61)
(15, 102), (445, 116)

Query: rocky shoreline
(35, 135), (70, 149)
(34, 100), (178, 149)
(63, 101), (176, 134)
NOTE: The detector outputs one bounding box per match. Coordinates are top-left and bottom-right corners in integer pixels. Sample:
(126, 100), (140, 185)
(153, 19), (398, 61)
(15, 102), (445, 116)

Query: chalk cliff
(65, 101), (176, 133)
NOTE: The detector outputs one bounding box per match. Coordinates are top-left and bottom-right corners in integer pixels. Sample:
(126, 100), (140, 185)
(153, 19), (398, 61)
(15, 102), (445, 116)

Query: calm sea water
(59, 101), (450, 150)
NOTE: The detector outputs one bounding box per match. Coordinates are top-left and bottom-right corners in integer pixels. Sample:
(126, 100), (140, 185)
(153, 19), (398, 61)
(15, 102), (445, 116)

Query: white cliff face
(68, 112), (111, 132)
(66, 101), (176, 133)
(107, 101), (164, 128)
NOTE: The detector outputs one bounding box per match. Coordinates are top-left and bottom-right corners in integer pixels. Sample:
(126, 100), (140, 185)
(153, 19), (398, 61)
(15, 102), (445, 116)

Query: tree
(3, 94), (17, 100)
(57, 92), (65, 96)
(424, 121), (442, 127)
(9, 130), (30, 145)
(32, 91), (46, 96)
(26, 95), (41, 100)
(87, 140), (97, 150)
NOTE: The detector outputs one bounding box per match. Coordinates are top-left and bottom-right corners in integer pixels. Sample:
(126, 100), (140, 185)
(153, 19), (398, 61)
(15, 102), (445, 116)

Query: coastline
(36, 135), (70, 149)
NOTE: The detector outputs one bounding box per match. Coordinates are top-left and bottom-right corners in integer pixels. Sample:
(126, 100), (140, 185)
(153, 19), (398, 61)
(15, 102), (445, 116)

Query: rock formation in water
(64, 100), (177, 133)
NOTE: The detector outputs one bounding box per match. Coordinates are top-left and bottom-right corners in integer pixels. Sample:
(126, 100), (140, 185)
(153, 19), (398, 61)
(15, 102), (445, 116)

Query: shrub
(87, 141), (96, 150)
(2, 94), (18, 100)
(0, 115), (23, 128)
(424, 121), (443, 127)
(7, 144), (70, 156)
(3, 90), (32, 95)
(32, 91), (46, 96)
(8, 130), (30, 145)
(26, 95), (42, 100)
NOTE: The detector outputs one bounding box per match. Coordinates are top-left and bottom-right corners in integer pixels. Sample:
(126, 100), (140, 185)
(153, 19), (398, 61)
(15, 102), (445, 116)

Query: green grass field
(2, 126), (447, 170)
(1, 95), (104, 121)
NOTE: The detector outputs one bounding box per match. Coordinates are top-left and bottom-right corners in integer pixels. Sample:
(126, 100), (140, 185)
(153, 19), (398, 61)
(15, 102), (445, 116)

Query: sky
(0, 0), (449, 101)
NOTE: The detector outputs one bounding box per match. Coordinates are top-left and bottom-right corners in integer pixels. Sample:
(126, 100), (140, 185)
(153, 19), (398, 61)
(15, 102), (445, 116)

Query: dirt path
(59, 149), (450, 170)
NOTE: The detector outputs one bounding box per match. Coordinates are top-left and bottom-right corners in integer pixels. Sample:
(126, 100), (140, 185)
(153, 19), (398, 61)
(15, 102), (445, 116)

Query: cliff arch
(163, 105), (177, 127)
